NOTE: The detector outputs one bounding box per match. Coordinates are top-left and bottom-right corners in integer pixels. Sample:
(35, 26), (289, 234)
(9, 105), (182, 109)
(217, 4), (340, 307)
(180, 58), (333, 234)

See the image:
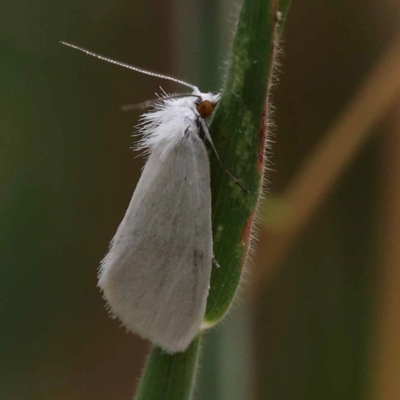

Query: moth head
(196, 93), (220, 119)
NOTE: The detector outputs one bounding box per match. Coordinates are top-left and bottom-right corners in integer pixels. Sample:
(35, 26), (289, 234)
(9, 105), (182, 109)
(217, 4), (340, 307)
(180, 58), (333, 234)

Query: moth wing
(98, 131), (212, 353)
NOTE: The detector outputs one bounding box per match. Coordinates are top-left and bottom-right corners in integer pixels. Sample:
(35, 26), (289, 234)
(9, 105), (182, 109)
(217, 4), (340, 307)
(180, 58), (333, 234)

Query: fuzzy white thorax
(136, 90), (220, 159)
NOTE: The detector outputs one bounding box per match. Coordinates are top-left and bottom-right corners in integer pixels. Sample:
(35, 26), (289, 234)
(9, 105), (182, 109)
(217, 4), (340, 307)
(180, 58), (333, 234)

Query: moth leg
(198, 118), (249, 193)
(212, 256), (220, 269)
(121, 94), (202, 112)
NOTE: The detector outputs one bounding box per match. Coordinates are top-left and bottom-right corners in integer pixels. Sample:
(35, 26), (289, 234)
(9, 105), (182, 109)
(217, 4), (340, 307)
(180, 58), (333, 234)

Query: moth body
(59, 41), (224, 353)
(99, 92), (219, 353)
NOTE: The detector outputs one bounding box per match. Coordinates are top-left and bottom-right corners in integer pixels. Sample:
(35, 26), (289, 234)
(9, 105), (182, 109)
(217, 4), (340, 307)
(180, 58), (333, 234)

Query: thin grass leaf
(205, 0), (285, 323)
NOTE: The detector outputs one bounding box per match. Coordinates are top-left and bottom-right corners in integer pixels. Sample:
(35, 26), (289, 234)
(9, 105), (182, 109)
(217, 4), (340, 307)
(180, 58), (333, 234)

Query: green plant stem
(134, 337), (200, 400)
(133, 0), (291, 398)
(205, 0), (283, 323)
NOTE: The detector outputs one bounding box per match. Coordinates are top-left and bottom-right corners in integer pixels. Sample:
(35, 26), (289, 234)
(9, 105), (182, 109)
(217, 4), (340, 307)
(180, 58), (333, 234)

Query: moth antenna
(60, 41), (198, 91)
(199, 119), (249, 194)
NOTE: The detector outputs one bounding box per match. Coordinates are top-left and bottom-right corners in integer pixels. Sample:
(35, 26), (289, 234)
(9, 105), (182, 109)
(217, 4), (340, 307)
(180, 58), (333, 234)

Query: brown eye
(196, 100), (214, 118)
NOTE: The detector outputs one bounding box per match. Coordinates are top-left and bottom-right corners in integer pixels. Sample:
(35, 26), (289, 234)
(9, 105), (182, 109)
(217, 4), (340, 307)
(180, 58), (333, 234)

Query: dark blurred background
(1, 0), (400, 399)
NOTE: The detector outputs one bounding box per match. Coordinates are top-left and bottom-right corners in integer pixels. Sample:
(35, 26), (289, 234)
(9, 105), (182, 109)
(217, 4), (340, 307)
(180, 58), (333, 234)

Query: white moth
(61, 42), (245, 353)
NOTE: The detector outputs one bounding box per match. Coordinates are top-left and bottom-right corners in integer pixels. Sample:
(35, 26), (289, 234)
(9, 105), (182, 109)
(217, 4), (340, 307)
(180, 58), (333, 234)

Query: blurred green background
(2, 0), (400, 399)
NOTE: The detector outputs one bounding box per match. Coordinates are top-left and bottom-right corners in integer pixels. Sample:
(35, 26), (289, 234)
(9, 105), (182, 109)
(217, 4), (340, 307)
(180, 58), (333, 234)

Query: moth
(61, 42), (246, 353)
